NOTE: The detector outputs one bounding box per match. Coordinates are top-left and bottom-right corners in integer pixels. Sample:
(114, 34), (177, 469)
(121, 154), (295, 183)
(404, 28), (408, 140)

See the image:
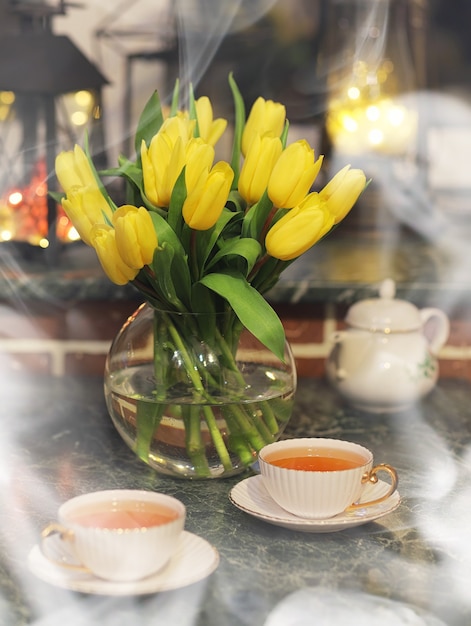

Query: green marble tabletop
(1, 373), (470, 625)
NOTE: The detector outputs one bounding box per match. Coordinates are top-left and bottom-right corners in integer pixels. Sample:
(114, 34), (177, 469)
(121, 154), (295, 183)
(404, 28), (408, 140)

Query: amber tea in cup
(267, 446), (366, 471)
(258, 438), (398, 519)
(68, 498), (179, 529)
(41, 489), (186, 581)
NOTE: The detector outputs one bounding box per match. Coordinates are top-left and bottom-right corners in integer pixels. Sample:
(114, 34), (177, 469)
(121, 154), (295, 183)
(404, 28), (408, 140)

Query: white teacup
(41, 489), (186, 581)
(258, 438), (398, 519)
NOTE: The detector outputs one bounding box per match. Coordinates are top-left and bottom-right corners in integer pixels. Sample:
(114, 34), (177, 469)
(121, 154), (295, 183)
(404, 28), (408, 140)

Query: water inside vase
(105, 362), (295, 479)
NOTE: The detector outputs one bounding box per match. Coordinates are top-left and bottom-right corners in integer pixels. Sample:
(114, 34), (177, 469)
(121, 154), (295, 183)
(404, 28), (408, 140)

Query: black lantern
(0, 0), (108, 259)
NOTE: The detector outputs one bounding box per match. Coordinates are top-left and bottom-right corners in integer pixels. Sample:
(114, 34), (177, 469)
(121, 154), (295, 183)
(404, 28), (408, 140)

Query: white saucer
(28, 531), (219, 595)
(229, 475), (401, 533)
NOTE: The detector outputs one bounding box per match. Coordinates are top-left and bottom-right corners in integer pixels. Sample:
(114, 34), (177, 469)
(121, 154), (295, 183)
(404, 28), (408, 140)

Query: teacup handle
(346, 463), (398, 511)
(41, 523), (90, 573)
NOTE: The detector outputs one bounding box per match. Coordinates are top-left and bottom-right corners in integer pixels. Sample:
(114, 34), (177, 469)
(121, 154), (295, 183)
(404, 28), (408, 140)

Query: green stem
(134, 310), (168, 460)
(214, 326), (247, 389)
(163, 311), (233, 471)
(230, 404), (269, 452)
(190, 229), (200, 282)
(143, 308), (288, 475)
(135, 400), (165, 461)
(182, 405), (211, 477)
(251, 407), (276, 443)
(259, 205), (278, 245)
(228, 434), (255, 466)
(222, 407), (256, 466)
(269, 396), (294, 423)
(248, 253), (271, 283)
(202, 405), (233, 472)
(165, 313), (211, 401)
(257, 401), (279, 435)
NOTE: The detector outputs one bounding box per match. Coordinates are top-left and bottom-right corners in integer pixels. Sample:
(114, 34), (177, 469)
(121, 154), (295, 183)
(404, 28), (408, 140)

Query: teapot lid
(345, 279), (421, 332)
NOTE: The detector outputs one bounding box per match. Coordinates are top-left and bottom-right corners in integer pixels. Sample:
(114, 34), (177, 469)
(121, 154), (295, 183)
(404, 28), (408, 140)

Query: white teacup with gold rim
(41, 489), (186, 582)
(258, 438), (398, 519)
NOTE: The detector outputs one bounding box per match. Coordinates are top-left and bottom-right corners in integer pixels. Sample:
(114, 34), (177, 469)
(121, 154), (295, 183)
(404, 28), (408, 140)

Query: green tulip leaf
(250, 256), (285, 295)
(199, 270), (286, 361)
(196, 209), (239, 270)
(114, 157), (143, 189)
(170, 78), (180, 116)
(228, 73), (245, 188)
(280, 120), (290, 148)
(241, 190), (274, 240)
(168, 168), (187, 236)
(226, 190), (246, 213)
(134, 90), (164, 153)
(188, 83), (199, 136)
(189, 283), (217, 341)
(112, 157), (167, 216)
(205, 237), (262, 276)
(150, 212), (192, 306)
(152, 242), (187, 311)
(49, 190), (64, 203)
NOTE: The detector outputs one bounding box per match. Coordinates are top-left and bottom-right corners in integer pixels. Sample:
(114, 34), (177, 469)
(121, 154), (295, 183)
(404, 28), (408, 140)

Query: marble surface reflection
(3, 228), (471, 306)
(1, 374), (470, 625)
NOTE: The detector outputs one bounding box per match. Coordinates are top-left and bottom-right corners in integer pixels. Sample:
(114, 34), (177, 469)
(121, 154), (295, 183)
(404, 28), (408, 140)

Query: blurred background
(0, 0), (469, 253)
(1, 0), (471, 382)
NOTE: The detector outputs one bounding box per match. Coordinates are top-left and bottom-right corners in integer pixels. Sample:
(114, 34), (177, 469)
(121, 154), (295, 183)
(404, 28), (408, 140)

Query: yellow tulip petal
(268, 141), (324, 208)
(141, 116), (196, 208)
(241, 97), (286, 156)
(185, 139), (215, 193)
(55, 151), (81, 191)
(91, 225), (139, 285)
(239, 135), (282, 206)
(113, 205), (158, 269)
(320, 165), (367, 223)
(195, 96), (227, 146)
(265, 194), (334, 261)
(183, 162), (234, 230)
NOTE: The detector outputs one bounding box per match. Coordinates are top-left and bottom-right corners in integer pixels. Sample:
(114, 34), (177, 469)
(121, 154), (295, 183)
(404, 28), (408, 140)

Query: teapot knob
(379, 278), (396, 299)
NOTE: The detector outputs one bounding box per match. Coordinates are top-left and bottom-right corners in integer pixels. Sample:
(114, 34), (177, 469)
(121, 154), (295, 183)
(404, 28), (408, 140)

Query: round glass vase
(104, 302), (297, 479)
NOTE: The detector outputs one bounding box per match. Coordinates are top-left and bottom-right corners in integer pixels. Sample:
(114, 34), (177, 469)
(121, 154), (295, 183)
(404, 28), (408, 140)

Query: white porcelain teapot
(326, 279), (450, 412)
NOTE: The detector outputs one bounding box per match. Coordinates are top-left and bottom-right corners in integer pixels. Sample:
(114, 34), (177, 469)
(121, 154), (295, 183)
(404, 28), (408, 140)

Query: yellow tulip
(268, 140), (324, 209)
(320, 165), (366, 224)
(141, 116), (195, 207)
(90, 225), (139, 285)
(55, 145), (113, 246)
(238, 135), (283, 206)
(160, 114), (196, 145)
(241, 97), (286, 156)
(56, 144), (96, 191)
(195, 96), (227, 146)
(265, 193), (334, 261)
(61, 188), (112, 247)
(182, 162), (234, 230)
(113, 205), (158, 269)
(185, 138), (215, 194)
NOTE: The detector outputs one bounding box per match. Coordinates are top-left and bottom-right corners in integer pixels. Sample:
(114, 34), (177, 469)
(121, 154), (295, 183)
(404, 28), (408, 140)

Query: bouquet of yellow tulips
(54, 74), (366, 478)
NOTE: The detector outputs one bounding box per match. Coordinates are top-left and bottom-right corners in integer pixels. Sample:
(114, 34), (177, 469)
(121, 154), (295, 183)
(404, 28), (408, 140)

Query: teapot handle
(419, 308), (450, 356)
(328, 331), (348, 380)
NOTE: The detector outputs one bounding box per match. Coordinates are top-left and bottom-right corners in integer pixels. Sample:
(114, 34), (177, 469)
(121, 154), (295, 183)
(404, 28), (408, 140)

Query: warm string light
(0, 160), (77, 245)
(64, 90), (95, 128)
(0, 89), (96, 245)
(326, 59), (417, 155)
